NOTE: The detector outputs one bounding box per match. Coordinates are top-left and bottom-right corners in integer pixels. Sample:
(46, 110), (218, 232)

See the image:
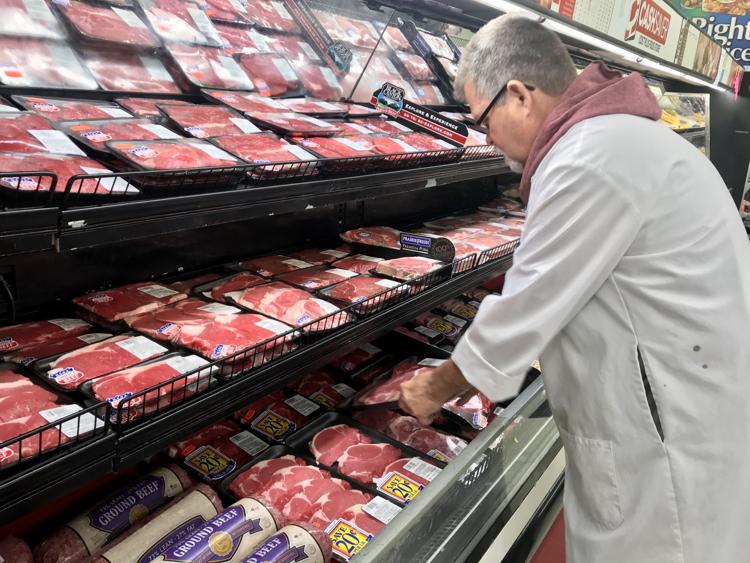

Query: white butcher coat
(452, 114), (750, 563)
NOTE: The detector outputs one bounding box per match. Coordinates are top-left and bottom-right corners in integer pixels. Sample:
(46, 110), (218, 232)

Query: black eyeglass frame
(473, 81), (537, 127)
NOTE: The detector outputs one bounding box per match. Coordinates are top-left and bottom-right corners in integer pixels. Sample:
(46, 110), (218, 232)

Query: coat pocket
(558, 425), (624, 530)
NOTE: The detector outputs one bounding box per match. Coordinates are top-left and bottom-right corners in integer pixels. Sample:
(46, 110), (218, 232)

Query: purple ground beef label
(242, 532), (307, 563)
(89, 475), (167, 535)
(138, 516), (206, 563)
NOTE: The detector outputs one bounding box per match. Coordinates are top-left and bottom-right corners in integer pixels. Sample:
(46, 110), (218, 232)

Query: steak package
(0, 113), (84, 155)
(0, 0), (64, 39)
(4, 332), (111, 367)
(235, 254), (314, 278)
(411, 83), (447, 105)
(275, 267), (359, 291)
(394, 51), (434, 81)
(237, 53), (300, 96)
(399, 132), (455, 152)
(329, 121), (376, 136)
(201, 89), (286, 114)
(58, 1), (158, 47)
(287, 247), (348, 266)
(73, 281), (187, 322)
(201, 0), (252, 25)
(160, 104), (260, 138)
(167, 44), (254, 90)
(246, 0), (300, 33)
(270, 35), (321, 66)
(200, 272), (267, 301)
(212, 132), (317, 168)
(319, 276), (404, 309)
(418, 29), (457, 60)
(383, 26), (411, 51)
(81, 49), (180, 93)
(374, 256), (446, 281)
(106, 138), (241, 171)
(138, 0), (221, 46)
(246, 112), (341, 138)
(60, 118), (182, 153)
(343, 103), (380, 117)
(340, 226), (402, 249)
(14, 96), (134, 122)
(351, 118), (413, 135)
(330, 254), (384, 274)
(0, 37), (97, 89)
(115, 97), (192, 119)
(281, 98), (347, 117)
(295, 136), (376, 159)
(0, 318), (90, 354)
(296, 65), (345, 100)
(244, 396), (320, 442)
(216, 23), (271, 55)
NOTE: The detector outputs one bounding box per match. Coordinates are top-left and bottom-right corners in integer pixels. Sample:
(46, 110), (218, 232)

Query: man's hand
(399, 359), (472, 425)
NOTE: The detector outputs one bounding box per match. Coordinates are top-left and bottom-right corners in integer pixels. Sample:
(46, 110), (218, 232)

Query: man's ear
(507, 80), (533, 111)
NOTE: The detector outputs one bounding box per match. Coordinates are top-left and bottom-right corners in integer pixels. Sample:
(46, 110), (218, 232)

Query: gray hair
(455, 15), (577, 102)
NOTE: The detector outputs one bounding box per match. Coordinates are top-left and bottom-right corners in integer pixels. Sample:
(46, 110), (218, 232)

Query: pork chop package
(74, 281), (187, 323)
(115, 97), (193, 119)
(246, 112), (341, 138)
(34, 464), (193, 563)
(319, 276), (405, 314)
(14, 96), (134, 122)
(202, 89), (288, 114)
(245, 395), (320, 442)
(240, 524), (331, 563)
(329, 343), (382, 374)
(374, 256), (446, 281)
(340, 226), (403, 250)
(106, 138), (241, 171)
(57, 1), (159, 47)
(160, 104), (260, 139)
(0, 0), (64, 39)
(276, 267), (359, 291)
(0, 112), (83, 154)
(4, 332), (112, 367)
(292, 370), (354, 409)
(296, 64), (345, 100)
(330, 254), (384, 274)
(286, 247), (349, 266)
(137, 0), (221, 46)
(246, 0), (300, 33)
(167, 44), (254, 90)
(295, 136), (377, 159)
(0, 38), (97, 89)
(237, 53), (300, 96)
(201, 0), (253, 25)
(217, 24), (272, 56)
(234, 254), (314, 278)
(59, 118), (182, 154)
(80, 49), (180, 94)
(0, 318), (90, 355)
(233, 388), (287, 425)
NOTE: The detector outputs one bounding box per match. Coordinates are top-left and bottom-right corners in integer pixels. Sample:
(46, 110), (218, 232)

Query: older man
(399, 15), (750, 563)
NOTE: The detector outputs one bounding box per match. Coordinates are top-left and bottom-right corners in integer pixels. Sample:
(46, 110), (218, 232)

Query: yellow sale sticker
(327, 520), (372, 561)
(377, 471), (424, 504)
(184, 445), (236, 480)
(251, 409), (295, 441)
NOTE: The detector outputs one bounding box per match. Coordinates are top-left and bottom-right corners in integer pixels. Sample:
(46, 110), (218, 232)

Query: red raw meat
(246, 0), (299, 33)
(247, 112), (341, 137)
(270, 36), (321, 66)
(62, 118), (182, 152)
(341, 504), (386, 536)
(0, 113), (68, 153)
(343, 104), (380, 117)
(237, 53), (299, 96)
(411, 83), (447, 105)
(287, 247), (348, 266)
(46, 333), (168, 390)
(0, 414), (70, 466)
(384, 27), (411, 51)
(229, 282), (352, 332)
(169, 272), (222, 293)
(414, 312), (462, 342)
(437, 298), (478, 320)
(382, 458), (431, 487)
(0, 536), (32, 563)
(375, 256), (445, 281)
(399, 132), (455, 152)
(115, 98), (193, 119)
(295, 65), (344, 100)
(296, 374), (348, 409)
(0, 370), (38, 396)
(443, 229), (514, 251)
(203, 89), (289, 114)
(320, 275), (404, 308)
(81, 49), (179, 94)
(355, 364), (430, 406)
(212, 133), (318, 169)
(388, 415), (466, 460)
(395, 51), (434, 81)
(350, 119), (412, 136)
(281, 98), (347, 116)
(340, 226), (402, 249)
(4, 332), (111, 367)
(256, 465), (330, 509)
(308, 489), (372, 530)
(202, 0), (252, 24)
(168, 44), (254, 90)
(0, 390), (59, 424)
(236, 255), (313, 277)
(249, 398), (314, 442)
(61, 2), (158, 46)
(140, 0), (219, 45)
(233, 388), (286, 424)
(444, 391), (494, 429)
(107, 139), (240, 170)
(296, 136), (376, 159)
(276, 267), (358, 291)
(208, 272), (267, 301)
(0, 318), (89, 354)
(353, 410), (401, 434)
(349, 361), (395, 388)
(330, 254), (384, 274)
(283, 477), (350, 522)
(337, 443), (401, 483)
(0, 38), (97, 89)
(333, 344), (381, 373)
(229, 454), (305, 498)
(168, 418), (241, 458)
(74, 281), (187, 322)
(0, 0), (62, 39)
(15, 96), (133, 122)
(310, 424), (371, 466)
(330, 122), (377, 136)
(331, 15), (378, 49)
(0, 153), (128, 196)
(292, 370), (336, 391)
(161, 104), (259, 138)
(216, 24), (268, 56)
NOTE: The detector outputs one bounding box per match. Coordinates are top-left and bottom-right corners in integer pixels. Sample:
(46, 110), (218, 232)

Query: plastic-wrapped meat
(351, 54), (407, 102)
(233, 388), (286, 424)
(60, 1), (158, 47)
(283, 477), (350, 522)
(256, 465), (330, 509)
(202, 89), (288, 114)
(420, 31), (456, 60)
(213, 133), (317, 171)
(4, 332), (111, 368)
(0, 153), (129, 196)
(395, 51), (434, 81)
(399, 132), (455, 152)
(444, 391), (494, 429)
(296, 65), (344, 100)
(160, 105), (259, 138)
(411, 83), (447, 105)
(229, 454), (306, 497)
(0, 414), (72, 467)
(202, 0), (252, 24)
(168, 44), (254, 90)
(340, 226), (402, 249)
(106, 139), (241, 171)
(330, 122), (376, 136)
(74, 281), (187, 322)
(276, 267), (358, 291)
(296, 136), (376, 159)
(207, 272), (267, 301)
(331, 15), (378, 49)
(480, 195), (524, 213)
(227, 282), (353, 332)
(351, 118), (412, 135)
(60, 118), (182, 152)
(319, 276), (404, 309)
(296, 376), (349, 408)
(216, 24), (269, 55)
(237, 54), (299, 96)
(138, 0), (220, 46)
(0, 38), (97, 89)
(125, 297), (240, 340)
(310, 424), (371, 466)
(248, 397), (318, 441)
(337, 443), (401, 484)
(235, 254), (313, 277)
(353, 410), (400, 434)
(332, 343), (381, 373)
(287, 247), (348, 266)
(270, 35), (321, 66)
(14, 96), (133, 122)
(374, 256), (445, 281)
(248, 112), (341, 137)
(308, 489), (372, 530)
(344, 103), (380, 117)
(330, 254), (384, 274)
(246, 0), (299, 33)
(355, 362), (432, 406)
(342, 504), (386, 536)
(384, 26), (411, 51)
(115, 98), (192, 119)
(0, 318), (89, 357)
(0, 0), (63, 39)
(387, 415), (466, 461)
(81, 49), (180, 94)
(0, 113), (78, 154)
(281, 98), (347, 117)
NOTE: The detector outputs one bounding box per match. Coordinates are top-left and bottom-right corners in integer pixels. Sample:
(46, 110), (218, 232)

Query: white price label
(229, 117), (260, 133)
(282, 258), (313, 269)
(346, 123), (372, 134)
(403, 457), (442, 482)
(48, 318), (89, 331)
(319, 67), (340, 88)
(314, 100), (341, 111)
(29, 129), (84, 155)
(0, 104), (19, 112)
(391, 138), (419, 153)
(414, 325), (440, 338)
(317, 299), (343, 315)
(375, 279), (400, 288)
(138, 55), (172, 81)
(227, 0), (247, 13)
(332, 382), (355, 397)
(39, 404), (103, 439)
(138, 284), (179, 298)
(218, 55), (253, 88)
(78, 332), (112, 344)
(285, 394), (319, 416)
(192, 142), (237, 161)
(320, 249), (347, 258)
(229, 430), (268, 456)
(284, 144), (316, 161)
(362, 496), (401, 524)
(23, 0), (55, 22)
(299, 41), (320, 61)
(79, 167), (134, 194)
(116, 335), (167, 360)
(247, 29), (270, 52)
(164, 354), (210, 374)
(198, 302), (240, 314)
(138, 123), (181, 139)
(361, 343), (381, 354)
(444, 314), (467, 327)
(272, 58), (297, 81)
(188, 6), (219, 42)
(353, 254), (382, 262)
(101, 106), (132, 118)
(336, 137), (371, 152)
(388, 121), (411, 132)
(112, 7), (147, 29)
(271, 0), (291, 19)
(418, 358), (446, 367)
(327, 268), (357, 279)
(256, 317), (292, 334)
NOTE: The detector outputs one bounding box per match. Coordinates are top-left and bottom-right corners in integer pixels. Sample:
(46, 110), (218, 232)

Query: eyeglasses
(472, 81), (536, 128)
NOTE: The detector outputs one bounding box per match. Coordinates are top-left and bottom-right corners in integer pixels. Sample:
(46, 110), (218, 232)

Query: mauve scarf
(519, 61), (662, 203)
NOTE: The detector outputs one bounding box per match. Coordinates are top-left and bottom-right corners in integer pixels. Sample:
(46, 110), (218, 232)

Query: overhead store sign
(625, 0), (671, 46)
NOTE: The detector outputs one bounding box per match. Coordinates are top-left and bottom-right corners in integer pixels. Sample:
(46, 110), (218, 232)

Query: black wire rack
(0, 172), (57, 208)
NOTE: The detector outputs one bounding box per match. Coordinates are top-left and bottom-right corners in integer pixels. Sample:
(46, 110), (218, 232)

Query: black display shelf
(0, 207), (58, 256)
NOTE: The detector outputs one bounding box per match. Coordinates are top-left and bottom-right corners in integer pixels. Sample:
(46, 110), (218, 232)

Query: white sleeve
(452, 159), (643, 401)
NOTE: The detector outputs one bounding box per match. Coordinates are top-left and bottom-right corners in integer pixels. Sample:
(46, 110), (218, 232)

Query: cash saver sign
(625, 0), (671, 53)
(371, 82), (468, 146)
(326, 519), (373, 561)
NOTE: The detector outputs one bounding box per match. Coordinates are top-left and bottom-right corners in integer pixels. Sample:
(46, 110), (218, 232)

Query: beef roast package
(247, 113), (341, 138)
(137, 0), (221, 46)
(167, 44), (254, 90)
(14, 96), (134, 122)
(115, 97), (193, 119)
(160, 104), (260, 138)
(81, 49), (180, 94)
(0, 113), (84, 155)
(202, 89), (288, 114)
(59, 118), (182, 154)
(57, 1), (159, 47)
(0, 38), (97, 89)
(106, 138), (241, 171)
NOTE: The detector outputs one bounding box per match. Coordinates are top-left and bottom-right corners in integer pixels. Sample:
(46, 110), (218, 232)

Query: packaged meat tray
(383, 26), (411, 51)
(411, 83), (447, 105)
(201, 0), (252, 25)
(344, 103), (381, 117)
(351, 118), (413, 135)
(295, 136), (377, 159)
(169, 272), (223, 294)
(330, 254), (384, 274)
(330, 121), (377, 136)
(194, 271), (267, 301)
(399, 132), (456, 152)
(340, 226), (402, 249)
(237, 53), (300, 96)
(246, 0), (300, 33)
(270, 35), (321, 65)
(247, 112), (341, 138)
(0, 113), (84, 155)
(0, 38), (97, 89)
(324, 14), (378, 49)
(59, 118), (182, 154)
(293, 370), (353, 409)
(281, 98), (347, 117)
(4, 332), (111, 367)
(374, 256), (446, 281)
(14, 96), (133, 122)
(233, 254), (314, 277)
(0, 0), (64, 39)
(478, 195), (525, 214)
(138, 0), (221, 46)
(160, 104), (260, 139)
(57, 1), (158, 47)
(296, 64), (345, 100)
(394, 51), (435, 81)
(80, 49), (180, 94)
(330, 343), (382, 374)
(233, 388), (287, 425)
(287, 247), (349, 266)
(216, 23), (271, 55)
(0, 318), (90, 355)
(73, 281), (187, 323)
(212, 133), (319, 175)
(276, 266), (359, 291)
(0, 153), (134, 197)
(201, 89), (282, 115)
(106, 138), (242, 171)
(418, 30), (458, 60)
(115, 97), (192, 119)
(167, 44), (254, 90)
(319, 275), (405, 314)
(226, 282), (354, 333)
